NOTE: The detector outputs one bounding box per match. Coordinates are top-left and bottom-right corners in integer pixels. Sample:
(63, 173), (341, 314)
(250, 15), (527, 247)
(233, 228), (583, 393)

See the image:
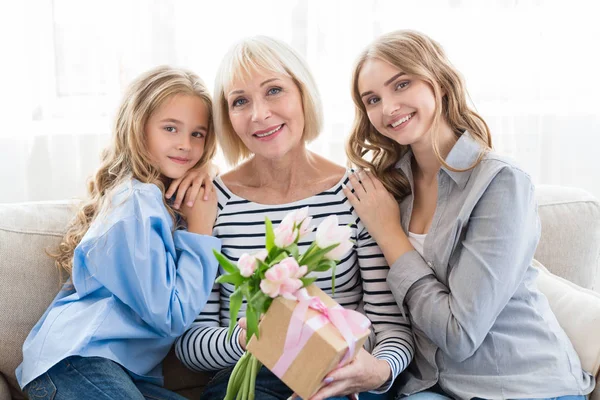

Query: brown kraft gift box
(247, 285), (371, 399)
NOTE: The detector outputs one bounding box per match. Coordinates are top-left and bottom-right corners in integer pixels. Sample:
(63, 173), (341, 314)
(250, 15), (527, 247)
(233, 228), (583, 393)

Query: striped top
(175, 172), (414, 392)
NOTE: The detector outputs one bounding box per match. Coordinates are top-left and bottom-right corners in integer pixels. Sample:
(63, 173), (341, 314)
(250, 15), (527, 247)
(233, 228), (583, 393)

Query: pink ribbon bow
(271, 288), (371, 378)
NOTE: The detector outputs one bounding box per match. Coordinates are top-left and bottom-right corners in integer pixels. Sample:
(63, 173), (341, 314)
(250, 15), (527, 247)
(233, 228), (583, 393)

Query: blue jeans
(25, 356), (186, 400)
(200, 365), (391, 400)
(511, 397), (585, 400)
(404, 393), (586, 400)
(474, 396), (586, 400)
(402, 389), (585, 400)
(401, 392), (452, 400)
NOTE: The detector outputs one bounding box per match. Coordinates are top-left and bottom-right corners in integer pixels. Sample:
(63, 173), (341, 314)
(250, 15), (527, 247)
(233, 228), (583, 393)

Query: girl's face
(357, 57), (437, 148)
(145, 94), (208, 180)
(226, 69), (305, 161)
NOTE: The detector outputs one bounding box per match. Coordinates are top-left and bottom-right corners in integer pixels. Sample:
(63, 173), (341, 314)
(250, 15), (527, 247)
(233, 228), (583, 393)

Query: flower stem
(298, 242), (317, 265)
(248, 355), (260, 400)
(240, 355), (252, 400)
(225, 351), (250, 400)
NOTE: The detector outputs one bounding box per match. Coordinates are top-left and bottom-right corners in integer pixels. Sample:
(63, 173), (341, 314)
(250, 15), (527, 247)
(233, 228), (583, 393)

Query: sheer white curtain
(1, 0), (599, 203)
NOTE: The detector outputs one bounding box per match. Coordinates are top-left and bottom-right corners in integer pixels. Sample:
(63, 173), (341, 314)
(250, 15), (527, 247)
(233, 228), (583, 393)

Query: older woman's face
(226, 70), (305, 160)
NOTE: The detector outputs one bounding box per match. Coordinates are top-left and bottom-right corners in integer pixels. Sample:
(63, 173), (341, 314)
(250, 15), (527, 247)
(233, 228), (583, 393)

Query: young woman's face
(357, 58), (437, 148)
(226, 69), (305, 160)
(145, 94), (208, 180)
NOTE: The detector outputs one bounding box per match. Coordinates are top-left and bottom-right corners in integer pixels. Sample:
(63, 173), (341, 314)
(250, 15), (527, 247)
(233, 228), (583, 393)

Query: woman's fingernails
(174, 204), (179, 209)
(323, 377), (334, 384)
(187, 201), (193, 207)
(341, 183), (347, 189)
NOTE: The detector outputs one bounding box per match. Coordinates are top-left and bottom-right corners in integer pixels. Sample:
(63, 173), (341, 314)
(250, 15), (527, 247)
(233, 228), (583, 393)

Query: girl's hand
(342, 170), (401, 244)
(180, 184), (218, 236)
(302, 349), (391, 400)
(166, 162), (217, 209)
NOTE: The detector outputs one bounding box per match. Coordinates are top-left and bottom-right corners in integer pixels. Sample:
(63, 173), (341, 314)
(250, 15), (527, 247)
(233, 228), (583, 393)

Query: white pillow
(533, 259), (600, 376)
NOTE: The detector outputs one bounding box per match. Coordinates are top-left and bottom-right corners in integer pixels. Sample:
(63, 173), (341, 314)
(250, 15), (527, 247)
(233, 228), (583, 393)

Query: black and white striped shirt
(175, 172), (414, 391)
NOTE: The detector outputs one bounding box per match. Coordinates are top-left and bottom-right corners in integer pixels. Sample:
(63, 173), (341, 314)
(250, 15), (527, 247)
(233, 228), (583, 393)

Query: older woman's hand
(237, 317), (248, 350)
(298, 348), (391, 400)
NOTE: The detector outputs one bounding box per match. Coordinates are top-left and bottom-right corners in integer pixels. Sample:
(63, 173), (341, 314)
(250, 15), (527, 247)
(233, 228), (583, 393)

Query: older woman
(174, 36), (413, 400)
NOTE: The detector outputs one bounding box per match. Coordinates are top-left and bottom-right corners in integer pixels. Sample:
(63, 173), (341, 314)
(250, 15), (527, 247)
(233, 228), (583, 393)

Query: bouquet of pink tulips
(213, 207), (354, 400)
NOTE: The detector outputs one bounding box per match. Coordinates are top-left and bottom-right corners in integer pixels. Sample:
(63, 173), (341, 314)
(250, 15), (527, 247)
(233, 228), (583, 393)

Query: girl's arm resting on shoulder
(175, 282), (245, 372)
(73, 188), (221, 337)
(387, 167), (539, 362)
(357, 226), (415, 392)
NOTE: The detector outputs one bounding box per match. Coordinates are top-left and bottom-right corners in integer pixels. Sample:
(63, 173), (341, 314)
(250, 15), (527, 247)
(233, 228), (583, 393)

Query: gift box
(246, 284), (371, 399)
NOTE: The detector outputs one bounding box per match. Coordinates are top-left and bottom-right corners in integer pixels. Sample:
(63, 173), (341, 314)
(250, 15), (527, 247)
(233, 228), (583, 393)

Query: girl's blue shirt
(16, 179), (221, 388)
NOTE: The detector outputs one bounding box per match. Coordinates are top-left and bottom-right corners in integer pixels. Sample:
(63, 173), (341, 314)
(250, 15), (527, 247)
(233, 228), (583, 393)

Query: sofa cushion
(163, 346), (212, 398)
(534, 185), (600, 292)
(0, 201), (76, 398)
(534, 259), (600, 377)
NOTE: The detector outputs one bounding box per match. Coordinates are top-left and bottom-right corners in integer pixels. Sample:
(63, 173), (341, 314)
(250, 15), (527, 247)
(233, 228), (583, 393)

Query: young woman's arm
(73, 185), (221, 337)
(388, 167), (539, 361)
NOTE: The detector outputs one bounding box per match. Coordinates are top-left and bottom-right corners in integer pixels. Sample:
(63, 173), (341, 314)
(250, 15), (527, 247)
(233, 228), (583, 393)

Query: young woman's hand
(166, 162), (218, 209)
(294, 348), (390, 400)
(180, 183), (218, 236)
(343, 170), (401, 244)
(343, 170), (413, 265)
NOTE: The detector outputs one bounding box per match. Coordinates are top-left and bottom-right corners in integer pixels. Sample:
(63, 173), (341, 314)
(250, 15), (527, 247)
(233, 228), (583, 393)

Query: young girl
(16, 66), (221, 400)
(343, 30), (595, 399)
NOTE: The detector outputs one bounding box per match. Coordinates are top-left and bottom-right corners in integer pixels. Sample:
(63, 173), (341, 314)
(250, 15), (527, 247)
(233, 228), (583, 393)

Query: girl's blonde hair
(347, 30), (492, 201)
(51, 66), (216, 280)
(214, 36), (323, 165)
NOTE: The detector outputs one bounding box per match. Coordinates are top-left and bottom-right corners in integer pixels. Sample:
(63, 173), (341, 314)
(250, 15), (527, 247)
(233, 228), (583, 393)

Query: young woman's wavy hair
(50, 65), (216, 281)
(347, 30), (492, 201)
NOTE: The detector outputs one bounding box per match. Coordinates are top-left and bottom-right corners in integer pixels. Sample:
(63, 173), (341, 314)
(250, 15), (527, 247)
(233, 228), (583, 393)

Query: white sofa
(1, 185), (599, 399)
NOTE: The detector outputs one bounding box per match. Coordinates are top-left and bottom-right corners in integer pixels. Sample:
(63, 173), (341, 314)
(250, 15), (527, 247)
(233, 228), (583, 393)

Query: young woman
(343, 30), (594, 400)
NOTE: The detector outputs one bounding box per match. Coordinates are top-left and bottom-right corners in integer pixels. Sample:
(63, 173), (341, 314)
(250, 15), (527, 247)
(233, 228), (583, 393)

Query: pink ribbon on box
(271, 288), (371, 378)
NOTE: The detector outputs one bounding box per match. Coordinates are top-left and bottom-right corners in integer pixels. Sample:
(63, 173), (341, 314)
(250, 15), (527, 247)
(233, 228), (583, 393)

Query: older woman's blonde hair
(347, 30), (492, 202)
(51, 65), (216, 281)
(214, 36), (323, 165)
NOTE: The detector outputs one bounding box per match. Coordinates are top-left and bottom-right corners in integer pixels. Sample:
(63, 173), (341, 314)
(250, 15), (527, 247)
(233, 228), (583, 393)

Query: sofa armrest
(534, 185), (600, 293)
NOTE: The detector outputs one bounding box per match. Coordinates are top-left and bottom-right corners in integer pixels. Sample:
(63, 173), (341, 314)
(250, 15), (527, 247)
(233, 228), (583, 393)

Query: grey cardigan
(388, 133), (594, 399)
